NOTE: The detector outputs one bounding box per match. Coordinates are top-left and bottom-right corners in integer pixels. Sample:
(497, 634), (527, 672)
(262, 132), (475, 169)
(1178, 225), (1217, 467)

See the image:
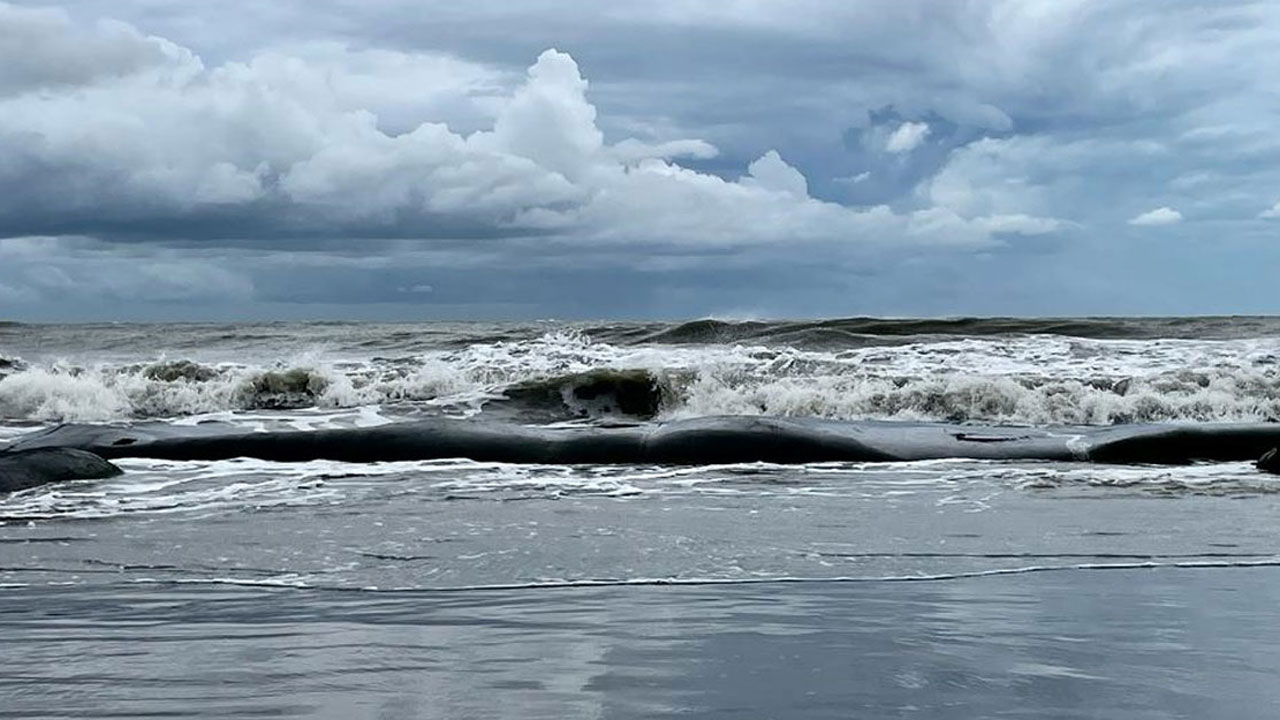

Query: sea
(3, 317), (1280, 719)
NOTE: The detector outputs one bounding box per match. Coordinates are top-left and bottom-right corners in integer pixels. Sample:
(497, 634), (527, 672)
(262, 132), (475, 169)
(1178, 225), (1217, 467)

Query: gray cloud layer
(3, 1), (1280, 319)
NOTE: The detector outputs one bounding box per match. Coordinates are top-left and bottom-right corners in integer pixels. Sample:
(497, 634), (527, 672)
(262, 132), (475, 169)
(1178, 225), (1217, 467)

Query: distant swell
(629, 316), (1280, 347)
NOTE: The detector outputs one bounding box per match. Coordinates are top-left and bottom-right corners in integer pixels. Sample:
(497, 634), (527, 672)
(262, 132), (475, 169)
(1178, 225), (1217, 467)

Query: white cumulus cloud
(0, 5), (1033, 257)
(974, 214), (1064, 236)
(885, 121), (930, 153)
(741, 150), (809, 197)
(1128, 207), (1183, 226)
(0, 3), (179, 94)
(1259, 201), (1280, 219)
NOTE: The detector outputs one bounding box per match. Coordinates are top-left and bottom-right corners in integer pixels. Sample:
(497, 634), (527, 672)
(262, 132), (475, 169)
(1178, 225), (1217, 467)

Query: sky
(1, 0), (1279, 321)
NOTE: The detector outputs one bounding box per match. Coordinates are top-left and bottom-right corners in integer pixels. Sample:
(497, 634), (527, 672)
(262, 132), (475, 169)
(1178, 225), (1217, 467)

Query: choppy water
(5, 317), (1280, 426)
(4, 317), (1280, 717)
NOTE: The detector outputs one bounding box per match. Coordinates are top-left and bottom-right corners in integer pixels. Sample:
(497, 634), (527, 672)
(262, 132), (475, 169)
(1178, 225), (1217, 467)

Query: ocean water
(3, 318), (1280, 718)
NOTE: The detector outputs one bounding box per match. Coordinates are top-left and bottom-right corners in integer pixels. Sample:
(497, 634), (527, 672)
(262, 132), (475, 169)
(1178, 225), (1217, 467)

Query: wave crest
(3, 330), (1280, 425)
(0, 362), (369, 422)
(671, 368), (1280, 425)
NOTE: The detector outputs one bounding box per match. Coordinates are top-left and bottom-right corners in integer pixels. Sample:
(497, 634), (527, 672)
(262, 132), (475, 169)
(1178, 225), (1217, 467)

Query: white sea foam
(3, 453), (1272, 523)
(110, 556), (1280, 594)
(670, 364), (1280, 424)
(2, 330), (1280, 425)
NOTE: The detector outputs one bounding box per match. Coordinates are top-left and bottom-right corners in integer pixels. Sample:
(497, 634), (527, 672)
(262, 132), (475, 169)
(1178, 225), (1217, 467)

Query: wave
(3, 330), (1280, 425)
(0, 361), (372, 422)
(4, 362), (1280, 427)
(0, 355), (26, 376)
(669, 368), (1280, 425)
(11, 317), (1279, 364)
(502, 368), (676, 421)
(623, 316), (1280, 347)
(8, 558), (1279, 593)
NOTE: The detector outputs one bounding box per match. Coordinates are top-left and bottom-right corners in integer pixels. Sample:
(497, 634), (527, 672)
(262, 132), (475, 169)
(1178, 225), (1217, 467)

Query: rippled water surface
(5, 570), (1280, 719)
(5, 455), (1280, 718)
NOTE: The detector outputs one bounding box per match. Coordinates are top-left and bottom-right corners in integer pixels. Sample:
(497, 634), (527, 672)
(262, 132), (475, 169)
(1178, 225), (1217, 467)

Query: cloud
(0, 280), (34, 303)
(608, 138), (719, 164)
(741, 150), (808, 197)
(0, 3), (179, 94)
(1260, 201), (1280, 219)
(833, 172), (871, 185)
(1128, 206), (1183, 226)
(0, 8), (1032, 258)
(922, 134), (1191, 232)
(974, 214), (1064, 236)
(0, 236), (253, 305)
(10, 0), (1280, 319)
(885, 121), (930, 153)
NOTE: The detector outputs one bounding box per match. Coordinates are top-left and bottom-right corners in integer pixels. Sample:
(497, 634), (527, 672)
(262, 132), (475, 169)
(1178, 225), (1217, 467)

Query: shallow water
(5, 456), (1280, 717)
(5, 569), (1280, 719)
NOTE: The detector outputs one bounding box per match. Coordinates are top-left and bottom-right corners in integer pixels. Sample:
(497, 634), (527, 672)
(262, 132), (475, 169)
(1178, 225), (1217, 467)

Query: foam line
(109, 557), (1280, 595)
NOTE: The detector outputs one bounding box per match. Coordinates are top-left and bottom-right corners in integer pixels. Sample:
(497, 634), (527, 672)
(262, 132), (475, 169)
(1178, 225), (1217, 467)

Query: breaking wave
(2, 329), (1280, 425)
(0, 361), (360, 422)
(0, 355), (25, 377)
(670, 367), (1280, 425)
